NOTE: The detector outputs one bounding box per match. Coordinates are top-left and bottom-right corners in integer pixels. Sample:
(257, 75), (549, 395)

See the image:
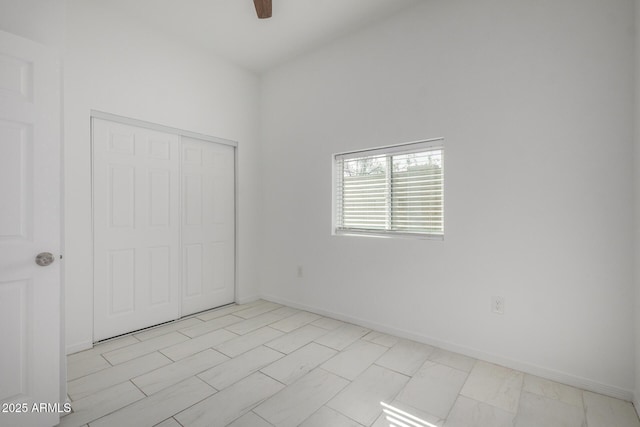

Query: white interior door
(93, 119), (180, 341)
(0, 30), (61, 426)
(181, 137), (235, 315)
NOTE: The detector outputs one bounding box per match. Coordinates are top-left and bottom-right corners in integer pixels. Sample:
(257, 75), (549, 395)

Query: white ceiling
(101, 0), (420, 73)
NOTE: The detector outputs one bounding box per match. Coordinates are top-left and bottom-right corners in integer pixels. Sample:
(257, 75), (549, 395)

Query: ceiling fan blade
(253, 0), (272, 19)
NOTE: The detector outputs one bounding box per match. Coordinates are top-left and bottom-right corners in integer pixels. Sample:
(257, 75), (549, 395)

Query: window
(334, 138), (444, 238)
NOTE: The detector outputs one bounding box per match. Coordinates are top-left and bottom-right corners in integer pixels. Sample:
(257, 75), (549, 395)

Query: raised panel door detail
(181, 137), (235, 316)
(184, 244), (203, 297)
(0, 120), (31, 239)
(149, 170), (170, 227)
(94, 119), (235, 338)
(211, 151), (226, 170)
(94, 118), (180, 341)
(109, 132), (135, 155)
(205, 241), (226, 292)
(149, 246), (170, 305)
(0, 30), (61, 426)
(0, 279), (29, 401)
(108, 249), (135, 315)
(109, 166), (135, 228)
(148, 138), (170, 160)
(0, 53), (32, 101)
(183, 147), (202, 164)
(210, 179), (228, 224)
(184, 174), (202, 226)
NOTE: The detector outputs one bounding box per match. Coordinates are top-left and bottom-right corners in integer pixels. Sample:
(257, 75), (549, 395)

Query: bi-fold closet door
(92, 117), (235, 342)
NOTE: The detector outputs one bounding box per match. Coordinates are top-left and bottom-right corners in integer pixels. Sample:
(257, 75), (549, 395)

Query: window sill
(333, 230), (444, 241)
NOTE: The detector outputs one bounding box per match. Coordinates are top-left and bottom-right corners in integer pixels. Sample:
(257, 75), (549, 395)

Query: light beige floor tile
(227, 411), (274, 427)
(59, 382), (144, 427)
(153, 418), (181, 427)
(396, 361), (468, 419)
(101, 332), (189, 365)
(311, 317), (345, 330)
(234, 301), (283, 319)
(89, 377), (215, 427)
(66, 304), (605, 427)
(375, 339), (434, 376)
(160, 328), (237, 361)
(321, 340), (388, 380)
(237, 299), (269, 307)
(327, 364), (410, 426)
(226, 311), (289, 335)
(199, 346), (284, 390)
(270, 311), (321, 333)
(444, 396), (514, 427)
(68, 336), (139, 362)
(215, 327), (284, 358)
(260, 342), (337, 385)
(175, 372), (284, 427)
(301, 406), (363, 427)
(583, 391), (640, 427)
(522, 374), (583, 408)
(67, 354), (111, 381)
(372, 400), (444, 427)
(265, 324), (328, 354)
(255, 369), (349, 427)
(133, 317), (203, 341)
(270, 306), (300, 318)
(514, 391), (584, 427)
(362, 331), (400, 347)
(460, 361), (523, 413)
(180, 315), (244, 338)
(68, 352), (172, 401)
(314, 324), (370, 350)
(428, 348), (476, 373)
(197, 304), (243, 321)
(132, 349), (228, 395)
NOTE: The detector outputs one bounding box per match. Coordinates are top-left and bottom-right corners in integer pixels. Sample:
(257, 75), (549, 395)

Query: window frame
(332, 138), (444, 240)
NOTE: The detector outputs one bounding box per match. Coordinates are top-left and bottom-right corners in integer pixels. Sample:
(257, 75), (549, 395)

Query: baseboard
(634, 394), (640, 419)
(65, 298), (260, 355)
(66, 340), (93, 355)
(262, 293), (634, 402)
(60, 396), (71, 418)
(236, 294), (261, 305)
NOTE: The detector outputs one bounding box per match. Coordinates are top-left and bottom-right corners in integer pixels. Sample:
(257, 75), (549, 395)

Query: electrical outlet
(297, 265), (303, 278)
(491, 296), (505, 315)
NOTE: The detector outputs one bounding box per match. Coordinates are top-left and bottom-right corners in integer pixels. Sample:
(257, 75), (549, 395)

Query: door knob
(35, 252), (55, 267)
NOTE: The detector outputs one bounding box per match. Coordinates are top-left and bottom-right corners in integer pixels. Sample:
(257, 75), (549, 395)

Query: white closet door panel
(181, 137), (235, 315)
(149, 170), (171, 226)
(149, 246), (171, 305)
(184, 243), (203, 297)
(184, 174), (203, 226)
(93, 119), (180, 341)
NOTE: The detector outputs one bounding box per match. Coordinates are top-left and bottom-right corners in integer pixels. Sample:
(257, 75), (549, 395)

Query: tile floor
(61, 300), (640, 427)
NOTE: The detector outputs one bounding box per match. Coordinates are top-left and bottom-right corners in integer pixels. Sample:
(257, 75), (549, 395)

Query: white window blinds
(335, 139), (444, 237)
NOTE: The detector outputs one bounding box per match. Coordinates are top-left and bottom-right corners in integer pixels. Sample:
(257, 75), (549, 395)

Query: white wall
(64, 0), (261, 353)
(260, 0), (636, 398)
(635, 0), (640, 411)
(5, 0), (636, 403)
(0, 0), (65, 48)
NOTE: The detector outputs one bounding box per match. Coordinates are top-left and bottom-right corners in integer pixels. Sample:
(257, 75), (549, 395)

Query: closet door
(181, 137), (235, 315)
(93, 119), (180, 341)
